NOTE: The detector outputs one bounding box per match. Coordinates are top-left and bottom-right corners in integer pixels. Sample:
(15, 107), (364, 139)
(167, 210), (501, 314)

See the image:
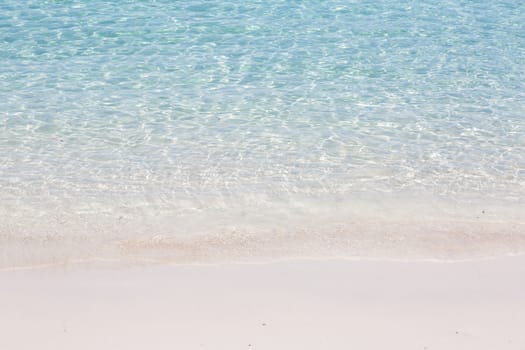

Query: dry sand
(1, 256), (525, 349)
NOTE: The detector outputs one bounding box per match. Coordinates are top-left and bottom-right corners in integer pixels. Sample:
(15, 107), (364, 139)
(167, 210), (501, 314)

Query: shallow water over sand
(1, 0), (524, 267)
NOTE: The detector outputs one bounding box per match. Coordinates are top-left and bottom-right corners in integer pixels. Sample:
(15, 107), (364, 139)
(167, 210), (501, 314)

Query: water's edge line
(2, 251), (525, 273)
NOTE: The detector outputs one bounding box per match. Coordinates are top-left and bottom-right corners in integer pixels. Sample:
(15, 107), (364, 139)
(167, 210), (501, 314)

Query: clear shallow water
(1, 0), (525, 267)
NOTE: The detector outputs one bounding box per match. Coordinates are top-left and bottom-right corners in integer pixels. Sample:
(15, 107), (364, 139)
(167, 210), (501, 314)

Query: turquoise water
(1, 0), (524, 267)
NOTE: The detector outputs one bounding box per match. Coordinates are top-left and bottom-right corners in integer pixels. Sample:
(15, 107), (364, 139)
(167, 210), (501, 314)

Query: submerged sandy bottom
(1, 256), (525, 350)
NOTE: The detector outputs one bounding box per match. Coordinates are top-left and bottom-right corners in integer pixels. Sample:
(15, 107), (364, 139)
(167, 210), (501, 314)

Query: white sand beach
(2, 0), (525, 349)
(2, 256), (525, 350)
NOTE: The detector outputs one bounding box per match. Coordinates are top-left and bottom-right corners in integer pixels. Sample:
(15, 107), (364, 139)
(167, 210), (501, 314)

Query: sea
(1, 0), (524, 268)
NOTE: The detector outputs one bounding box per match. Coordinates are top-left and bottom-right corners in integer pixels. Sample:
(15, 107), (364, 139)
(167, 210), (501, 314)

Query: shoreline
(3, 213), (525, 270)
(2, 250), (525, 272)
(2, 255), (525, 349)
